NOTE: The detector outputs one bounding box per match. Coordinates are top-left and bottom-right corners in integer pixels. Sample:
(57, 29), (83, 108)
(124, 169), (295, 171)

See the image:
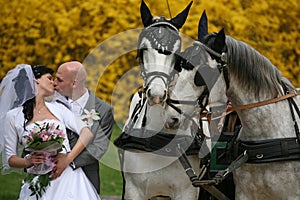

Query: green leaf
(27, 141), (58, 150)
(23, 172), (51, 199)
(39, 174), (50, 186)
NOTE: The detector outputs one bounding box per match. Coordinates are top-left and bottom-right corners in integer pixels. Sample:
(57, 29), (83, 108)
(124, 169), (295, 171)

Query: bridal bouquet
(23, 122), (66, 199)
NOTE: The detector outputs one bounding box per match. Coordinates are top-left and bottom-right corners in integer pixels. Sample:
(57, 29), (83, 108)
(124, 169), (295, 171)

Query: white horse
(116, 45), (216, 200)
(163, 19), (233, 200)
(164, 40), (219, 154)
(198, 15), (300, 200)
(137, 0), (191, 105)
(118, 89), (202, 200)
(114, 1), (196, 199)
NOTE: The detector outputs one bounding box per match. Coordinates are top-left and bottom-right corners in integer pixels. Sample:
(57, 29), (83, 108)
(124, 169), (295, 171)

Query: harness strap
(213, 151), (248, 183)
(236, 137), (300, 163)
(210, 90), (300, 121)
(177, 144), (200, 184)
(176, 144), (231, 200)
(166, 88), (208, 109)
(167, 98), (200, 106)
(166, 99), (185, 116)
(200, 185), (231, 200)
(123, 96), (146, 133)
(288, 96), (300, 141)
(145, 21), (179, 32)
(166, 97), (208, 140)
(194, 41), (227, 63)
(228, 90), (300, 113)
(281, 83), (300, 141)
(114, 129), (202, 157)
(287, 98), (300, 141)
(290, 98), (300, 141)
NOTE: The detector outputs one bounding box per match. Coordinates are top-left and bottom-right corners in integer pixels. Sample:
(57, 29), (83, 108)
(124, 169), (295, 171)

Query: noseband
(141, 65), (177, 91)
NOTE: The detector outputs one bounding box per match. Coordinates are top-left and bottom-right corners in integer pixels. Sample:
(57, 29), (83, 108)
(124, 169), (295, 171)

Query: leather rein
(194, 41), (300, 120)
(209, 89), (300, 121)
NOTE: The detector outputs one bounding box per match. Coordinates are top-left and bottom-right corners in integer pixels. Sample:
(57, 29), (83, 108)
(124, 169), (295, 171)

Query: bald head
(55, 61), (87, 99)
(59, 61), (86, 84)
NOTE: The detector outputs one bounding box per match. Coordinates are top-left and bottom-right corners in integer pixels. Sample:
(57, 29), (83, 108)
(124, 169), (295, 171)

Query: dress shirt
(68, 88), (89, 116)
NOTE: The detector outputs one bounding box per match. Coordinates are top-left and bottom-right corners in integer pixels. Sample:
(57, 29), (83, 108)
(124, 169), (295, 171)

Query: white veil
(0, 64), (36, 173)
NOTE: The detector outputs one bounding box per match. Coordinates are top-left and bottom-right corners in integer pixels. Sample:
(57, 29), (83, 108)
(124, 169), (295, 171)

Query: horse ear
(170, 1), (193, 29)
(140, 0), (153, 27)
(198, 10), (208, 42)
(213, 28), (226, 53)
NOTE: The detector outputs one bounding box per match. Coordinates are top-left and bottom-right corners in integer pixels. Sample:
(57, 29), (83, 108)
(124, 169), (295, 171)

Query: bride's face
(36, 73), (55, 96)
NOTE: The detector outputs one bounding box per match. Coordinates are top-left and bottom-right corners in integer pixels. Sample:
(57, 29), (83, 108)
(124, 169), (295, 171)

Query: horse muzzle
(147, 88), (167, 105)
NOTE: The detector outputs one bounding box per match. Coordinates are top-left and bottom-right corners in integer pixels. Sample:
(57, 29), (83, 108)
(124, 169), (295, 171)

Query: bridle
(140, 65), (178, 93)
(137, 17), (182, 93)
(193, 40), (230, 89)
(165, 36), (228, 121)
(166, 88), (209, 120)
(195, 36), (300, 136)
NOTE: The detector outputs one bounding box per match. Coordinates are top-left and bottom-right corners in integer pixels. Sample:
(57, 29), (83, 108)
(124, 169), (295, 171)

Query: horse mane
(225, 36), (295, 97)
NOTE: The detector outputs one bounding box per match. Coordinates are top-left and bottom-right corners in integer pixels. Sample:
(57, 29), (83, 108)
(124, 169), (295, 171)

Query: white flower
(81, 109), (100, 127)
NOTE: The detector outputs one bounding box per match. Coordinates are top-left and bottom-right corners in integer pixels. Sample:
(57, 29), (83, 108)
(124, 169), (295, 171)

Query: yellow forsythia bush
(0, 0), (299, 124)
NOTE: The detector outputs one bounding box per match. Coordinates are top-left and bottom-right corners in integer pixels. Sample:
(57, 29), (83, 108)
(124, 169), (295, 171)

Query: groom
(53, 61), (114, 194)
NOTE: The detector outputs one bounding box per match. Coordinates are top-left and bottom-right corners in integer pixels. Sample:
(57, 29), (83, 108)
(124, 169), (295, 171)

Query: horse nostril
(171, 117), (179, 123)
(165, 116), (180, 129)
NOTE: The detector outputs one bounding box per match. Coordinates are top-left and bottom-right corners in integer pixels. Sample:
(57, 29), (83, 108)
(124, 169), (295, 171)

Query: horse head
(164, 45), (209, 130)
(165, 10), (226, 132)
(137, 0), (192, 105)
(197, 11), (229, 117)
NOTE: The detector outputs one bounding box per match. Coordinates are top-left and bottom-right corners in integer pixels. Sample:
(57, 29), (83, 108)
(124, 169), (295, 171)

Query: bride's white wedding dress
(18, 119), (100, 200)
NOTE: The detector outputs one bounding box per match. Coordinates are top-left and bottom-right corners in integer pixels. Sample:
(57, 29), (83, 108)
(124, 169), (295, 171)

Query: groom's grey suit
(65, 91), (114, 194)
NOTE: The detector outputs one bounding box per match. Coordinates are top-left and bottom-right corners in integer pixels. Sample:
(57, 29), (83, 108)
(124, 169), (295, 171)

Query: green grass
(99, 123), (123, 195)
(0, 172), (25, 199)
(0, 123), (124, 199)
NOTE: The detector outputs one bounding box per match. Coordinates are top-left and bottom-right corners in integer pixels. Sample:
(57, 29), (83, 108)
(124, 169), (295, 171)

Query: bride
(0, 64), (100, 199)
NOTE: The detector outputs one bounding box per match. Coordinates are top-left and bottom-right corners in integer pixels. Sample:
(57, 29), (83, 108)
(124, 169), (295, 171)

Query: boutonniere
(81, 109), (100, 127)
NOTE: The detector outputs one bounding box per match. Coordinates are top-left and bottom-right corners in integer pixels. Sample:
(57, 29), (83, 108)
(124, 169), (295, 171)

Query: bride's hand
(51, 153), (71, 179)
(31, 153), (46, 164)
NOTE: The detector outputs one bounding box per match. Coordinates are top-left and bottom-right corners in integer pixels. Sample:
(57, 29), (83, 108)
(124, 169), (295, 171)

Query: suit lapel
(83, 91), (100, 131)
(84, 91), (96, 111)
